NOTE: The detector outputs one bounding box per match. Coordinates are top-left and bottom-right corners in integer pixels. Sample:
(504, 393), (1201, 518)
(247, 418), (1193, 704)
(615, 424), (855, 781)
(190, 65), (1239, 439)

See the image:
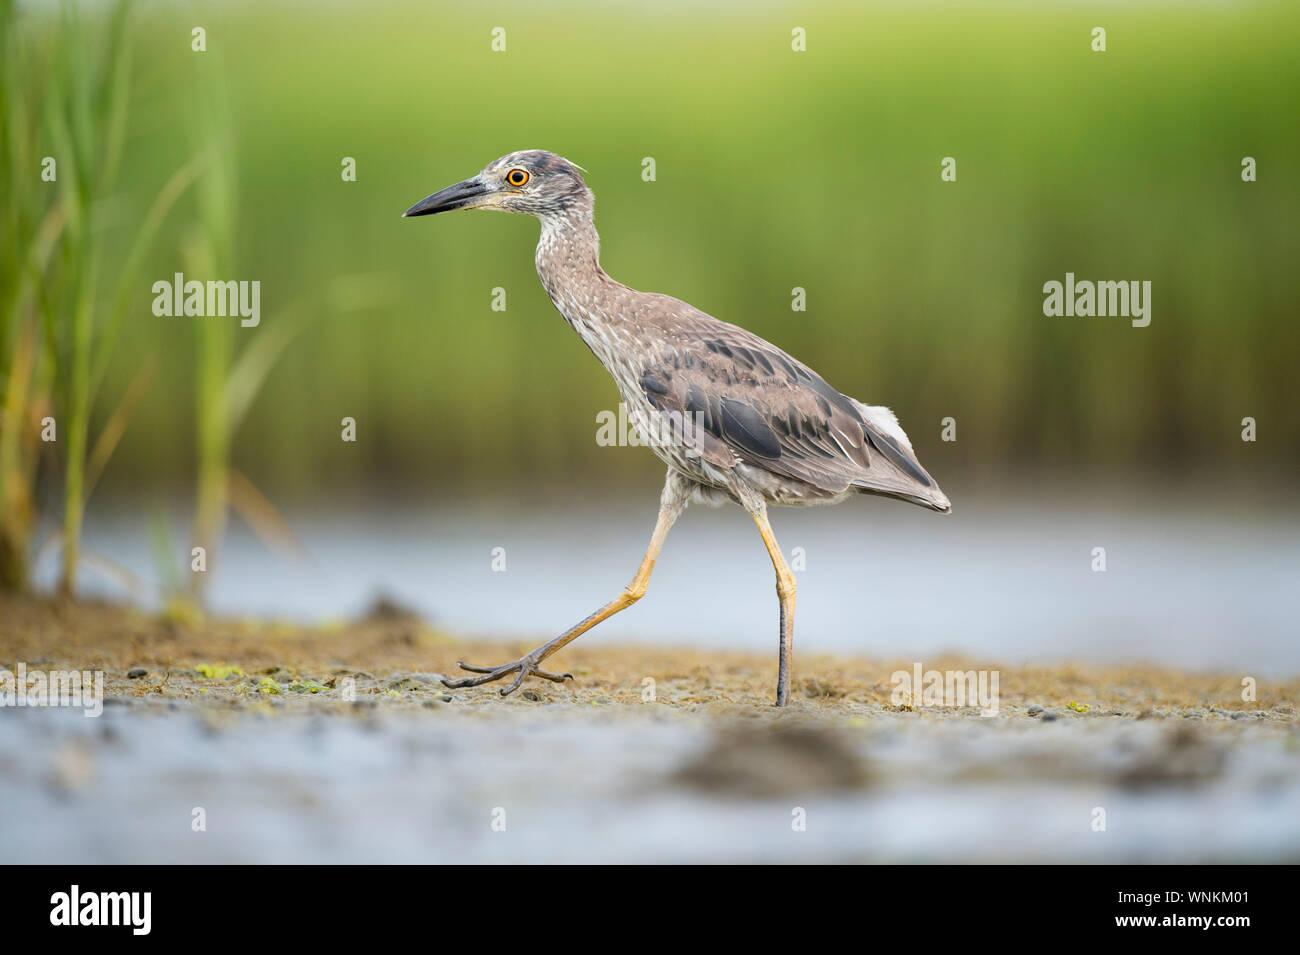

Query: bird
(403, 149), (949, 706)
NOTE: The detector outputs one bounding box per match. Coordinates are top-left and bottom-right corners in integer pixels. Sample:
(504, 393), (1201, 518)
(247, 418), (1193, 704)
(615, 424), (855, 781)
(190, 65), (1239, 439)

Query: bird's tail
(849, 401), (951, 513)
(854, 478), (951, 513)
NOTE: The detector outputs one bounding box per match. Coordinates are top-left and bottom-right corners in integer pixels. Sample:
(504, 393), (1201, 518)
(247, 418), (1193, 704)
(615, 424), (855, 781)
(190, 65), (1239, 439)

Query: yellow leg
(751, 504), (796, 706)
(443, 471), (690, 695)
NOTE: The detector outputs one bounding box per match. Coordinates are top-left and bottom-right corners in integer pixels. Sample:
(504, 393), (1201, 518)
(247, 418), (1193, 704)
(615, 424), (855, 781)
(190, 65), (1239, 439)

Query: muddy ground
(2, 594), (1298, 863)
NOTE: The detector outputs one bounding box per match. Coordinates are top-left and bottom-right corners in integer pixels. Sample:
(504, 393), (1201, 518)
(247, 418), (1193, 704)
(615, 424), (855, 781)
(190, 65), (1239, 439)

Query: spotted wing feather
(635, 306), (943, 506)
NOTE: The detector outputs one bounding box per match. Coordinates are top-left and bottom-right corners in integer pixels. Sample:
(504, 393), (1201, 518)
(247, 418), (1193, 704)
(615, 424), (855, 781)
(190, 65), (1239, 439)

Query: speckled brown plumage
(404, 149), (950, 706)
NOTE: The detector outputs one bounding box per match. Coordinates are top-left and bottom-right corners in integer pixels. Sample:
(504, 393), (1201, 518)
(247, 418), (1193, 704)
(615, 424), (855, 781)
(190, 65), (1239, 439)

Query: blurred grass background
(7, 0), (1300, 518)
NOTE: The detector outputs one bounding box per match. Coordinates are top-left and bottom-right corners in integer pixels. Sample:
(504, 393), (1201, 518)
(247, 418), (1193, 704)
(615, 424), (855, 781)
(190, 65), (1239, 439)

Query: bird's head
(402, 150), (590, 220)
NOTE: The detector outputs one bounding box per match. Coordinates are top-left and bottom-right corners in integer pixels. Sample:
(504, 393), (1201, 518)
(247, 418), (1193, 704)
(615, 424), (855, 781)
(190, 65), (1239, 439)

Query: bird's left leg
(442, 470), (692, 696)
(748, 501), (797, 707)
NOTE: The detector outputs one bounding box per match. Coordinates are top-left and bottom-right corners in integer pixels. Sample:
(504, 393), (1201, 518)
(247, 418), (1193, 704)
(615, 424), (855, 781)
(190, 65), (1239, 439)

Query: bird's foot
(440, 652), (573, 696)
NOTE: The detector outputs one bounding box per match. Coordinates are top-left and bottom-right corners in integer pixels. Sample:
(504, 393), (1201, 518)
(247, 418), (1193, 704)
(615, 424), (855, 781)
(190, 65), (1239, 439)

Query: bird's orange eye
(506, 168), (529, 187)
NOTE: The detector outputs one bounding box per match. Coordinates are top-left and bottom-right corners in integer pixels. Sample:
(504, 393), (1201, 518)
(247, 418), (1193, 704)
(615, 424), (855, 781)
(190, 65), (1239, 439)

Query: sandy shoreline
(5, 594), (1296, 714)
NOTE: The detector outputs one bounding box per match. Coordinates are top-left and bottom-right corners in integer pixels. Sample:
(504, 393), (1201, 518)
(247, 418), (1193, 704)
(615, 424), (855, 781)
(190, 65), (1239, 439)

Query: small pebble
(127, 668), (148, 679)
(1040, 710), (1059, 722)
(1026, 704), (1044, 716)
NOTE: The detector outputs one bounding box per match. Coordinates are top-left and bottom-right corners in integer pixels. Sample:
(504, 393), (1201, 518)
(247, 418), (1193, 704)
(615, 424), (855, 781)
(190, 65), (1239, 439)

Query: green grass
(1, 1), (216, 593)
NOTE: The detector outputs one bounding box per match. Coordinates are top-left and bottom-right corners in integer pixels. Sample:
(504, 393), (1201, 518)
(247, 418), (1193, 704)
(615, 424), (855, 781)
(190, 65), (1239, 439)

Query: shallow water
(3, 704), (1296, 864)
(44, 487), (1299, 674)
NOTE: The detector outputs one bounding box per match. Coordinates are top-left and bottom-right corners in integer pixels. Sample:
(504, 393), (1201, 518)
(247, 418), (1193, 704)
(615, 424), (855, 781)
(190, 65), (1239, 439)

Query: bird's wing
(635, 304), (941, 501)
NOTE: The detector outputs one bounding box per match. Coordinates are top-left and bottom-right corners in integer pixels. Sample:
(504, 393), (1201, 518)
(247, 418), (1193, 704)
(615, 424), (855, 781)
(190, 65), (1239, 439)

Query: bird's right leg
(748, 501), (797, 707)
(441, 470), (693, 696)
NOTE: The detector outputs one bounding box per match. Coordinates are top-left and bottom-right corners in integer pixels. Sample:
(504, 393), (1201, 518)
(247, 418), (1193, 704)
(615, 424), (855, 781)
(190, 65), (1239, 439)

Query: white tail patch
(856, 402), (914, 451)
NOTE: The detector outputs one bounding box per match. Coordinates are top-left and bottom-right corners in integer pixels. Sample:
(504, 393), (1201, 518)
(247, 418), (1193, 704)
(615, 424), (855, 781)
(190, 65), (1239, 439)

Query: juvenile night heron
(404, 150), (950, 706)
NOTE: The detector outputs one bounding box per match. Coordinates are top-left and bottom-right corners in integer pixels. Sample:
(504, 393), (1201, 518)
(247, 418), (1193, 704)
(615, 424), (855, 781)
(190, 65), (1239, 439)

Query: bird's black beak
(402, 177), (489, 217)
